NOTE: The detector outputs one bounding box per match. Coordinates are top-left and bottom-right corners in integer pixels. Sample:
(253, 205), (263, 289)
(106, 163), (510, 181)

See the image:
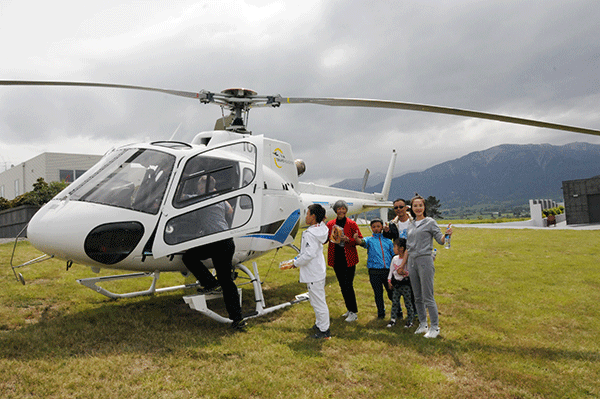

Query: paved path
(0, 237), (26, 245)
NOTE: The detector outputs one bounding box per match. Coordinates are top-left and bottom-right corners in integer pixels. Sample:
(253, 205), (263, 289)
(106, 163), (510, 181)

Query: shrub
(5, 178), (68, 209)
(542, 206), (563, 217)
(0, 197), (10, 211)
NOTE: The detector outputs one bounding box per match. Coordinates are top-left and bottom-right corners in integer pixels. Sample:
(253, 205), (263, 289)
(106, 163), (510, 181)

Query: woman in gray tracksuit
(397, 195), (452, 339)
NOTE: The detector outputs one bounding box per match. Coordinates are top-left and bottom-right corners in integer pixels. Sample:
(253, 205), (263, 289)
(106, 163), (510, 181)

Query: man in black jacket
(383, 198), (410, 240)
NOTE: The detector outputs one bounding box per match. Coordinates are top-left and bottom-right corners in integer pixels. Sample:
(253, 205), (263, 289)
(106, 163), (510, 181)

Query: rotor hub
(221, 88), (258, 97)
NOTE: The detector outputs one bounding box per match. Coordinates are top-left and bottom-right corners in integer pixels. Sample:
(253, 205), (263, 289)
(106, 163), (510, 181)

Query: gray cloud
(1, 0), (600, 183)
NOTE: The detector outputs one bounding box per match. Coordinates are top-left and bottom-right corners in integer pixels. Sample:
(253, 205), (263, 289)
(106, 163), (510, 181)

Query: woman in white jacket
(287, 204), (331, 339)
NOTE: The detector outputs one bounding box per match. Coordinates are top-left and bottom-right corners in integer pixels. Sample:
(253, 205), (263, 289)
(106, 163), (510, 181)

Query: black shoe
(231, 319), (247, 332)
(197, 285), (221, 294)
(404, 320), (414, 328)
(310, 324), (319, 331)
(313, 328), (331, 339)
(377, 314), (385, 320)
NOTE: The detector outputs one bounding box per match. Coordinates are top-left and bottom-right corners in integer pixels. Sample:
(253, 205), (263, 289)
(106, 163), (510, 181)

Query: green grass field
(1, 226), (599, 398)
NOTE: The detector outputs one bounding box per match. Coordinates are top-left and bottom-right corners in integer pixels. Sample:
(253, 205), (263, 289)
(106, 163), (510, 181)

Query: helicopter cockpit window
(173, 142), (256, 209)
(69, 149), (175, 215)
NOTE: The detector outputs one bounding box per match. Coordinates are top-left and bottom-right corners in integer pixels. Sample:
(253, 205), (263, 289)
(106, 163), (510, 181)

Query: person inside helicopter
(191, 175), (234, 234)
(180, 174), (245, 331)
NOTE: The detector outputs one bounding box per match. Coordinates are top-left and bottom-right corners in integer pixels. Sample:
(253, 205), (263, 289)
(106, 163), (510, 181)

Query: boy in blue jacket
(354, 218), (395, 319)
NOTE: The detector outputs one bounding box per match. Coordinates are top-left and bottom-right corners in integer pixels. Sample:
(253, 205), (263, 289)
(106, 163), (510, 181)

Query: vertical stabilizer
(359, 169), (370, 225)
(361, 169), (370, 192)
(380, 149), (397, 221)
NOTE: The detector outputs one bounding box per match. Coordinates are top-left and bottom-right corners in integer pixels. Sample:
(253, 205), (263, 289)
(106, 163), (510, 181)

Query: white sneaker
(414, 324), (428, 334)
(341, 311), (349, 318)
(386, 319), (396, 328)
(424, 327), (440, 338)
(345, 311), (358, 322)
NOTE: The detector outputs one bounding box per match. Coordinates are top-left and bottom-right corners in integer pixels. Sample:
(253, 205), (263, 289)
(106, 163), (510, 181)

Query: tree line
(0, 178), (68, 211)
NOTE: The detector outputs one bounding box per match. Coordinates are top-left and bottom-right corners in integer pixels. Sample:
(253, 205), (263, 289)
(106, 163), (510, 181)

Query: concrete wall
(529, 201), (544, 226)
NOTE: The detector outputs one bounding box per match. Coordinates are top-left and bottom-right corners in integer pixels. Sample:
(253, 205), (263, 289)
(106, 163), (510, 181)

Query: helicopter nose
(84, 222), (145, 265)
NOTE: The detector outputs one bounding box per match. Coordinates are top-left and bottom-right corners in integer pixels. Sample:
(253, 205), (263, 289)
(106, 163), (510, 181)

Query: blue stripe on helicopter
(244, 209), (300, 243)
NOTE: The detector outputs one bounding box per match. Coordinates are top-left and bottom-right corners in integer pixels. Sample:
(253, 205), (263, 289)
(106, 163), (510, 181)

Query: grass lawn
(1, 226), (599, 398)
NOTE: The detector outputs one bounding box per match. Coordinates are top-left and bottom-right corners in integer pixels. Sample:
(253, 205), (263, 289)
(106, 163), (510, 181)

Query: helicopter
(4, 80), (600, 323)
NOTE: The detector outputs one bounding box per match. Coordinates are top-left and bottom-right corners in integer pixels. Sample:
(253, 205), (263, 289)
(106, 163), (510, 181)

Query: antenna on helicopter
(169, 122), (183, 140)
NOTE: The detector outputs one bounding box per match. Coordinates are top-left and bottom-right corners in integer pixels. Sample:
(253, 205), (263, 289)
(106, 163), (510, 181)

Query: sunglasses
(393, 205), (405, 210)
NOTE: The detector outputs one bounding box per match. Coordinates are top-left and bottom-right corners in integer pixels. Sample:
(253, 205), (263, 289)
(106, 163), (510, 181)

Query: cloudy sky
(2, 0), (600, 185)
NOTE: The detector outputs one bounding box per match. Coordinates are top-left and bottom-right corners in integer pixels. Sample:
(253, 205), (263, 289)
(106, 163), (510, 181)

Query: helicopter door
(151, 138), (263, 258)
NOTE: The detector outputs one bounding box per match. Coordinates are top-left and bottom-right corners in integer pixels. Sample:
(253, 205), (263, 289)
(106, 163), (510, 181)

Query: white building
(0, 152), (102, 200)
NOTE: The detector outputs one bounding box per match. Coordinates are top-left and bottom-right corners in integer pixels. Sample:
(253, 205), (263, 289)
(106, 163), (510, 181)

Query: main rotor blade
(3, 80), (599, 136)
(278, 96), (600, 136)
(0, 80), (203, 100)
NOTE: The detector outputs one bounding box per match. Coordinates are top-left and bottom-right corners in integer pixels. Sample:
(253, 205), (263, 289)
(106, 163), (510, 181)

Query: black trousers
(333, 263), (358, 313)
(368, 268), (393, 318)
(182, 238), (242, 322)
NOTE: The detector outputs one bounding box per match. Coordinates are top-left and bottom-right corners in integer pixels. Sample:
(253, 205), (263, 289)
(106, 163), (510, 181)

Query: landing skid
(76, 271), (201, 299)
(184, 262), (309, 324)
(76, 262), (309, 324)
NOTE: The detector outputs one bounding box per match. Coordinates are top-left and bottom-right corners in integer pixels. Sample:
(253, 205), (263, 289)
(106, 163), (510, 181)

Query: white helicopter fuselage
(27, 130), (394, 275)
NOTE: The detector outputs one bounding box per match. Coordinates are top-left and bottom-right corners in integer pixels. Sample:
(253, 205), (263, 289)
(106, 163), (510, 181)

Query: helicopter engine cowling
(295, 159), (306, 177)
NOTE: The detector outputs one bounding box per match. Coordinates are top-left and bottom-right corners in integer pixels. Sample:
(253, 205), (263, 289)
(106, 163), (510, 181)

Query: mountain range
(332, 142), (600, 208)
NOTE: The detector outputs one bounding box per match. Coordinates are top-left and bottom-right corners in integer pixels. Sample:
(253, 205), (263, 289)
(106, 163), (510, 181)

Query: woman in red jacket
(327, 200), (363, 322)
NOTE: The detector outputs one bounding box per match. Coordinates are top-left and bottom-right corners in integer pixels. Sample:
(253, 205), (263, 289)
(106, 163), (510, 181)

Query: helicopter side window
(164, 195), (253, 245)
(173, 142), (256, 209)
(175, 165), (237, 207)
(242, 167), (254, 186)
